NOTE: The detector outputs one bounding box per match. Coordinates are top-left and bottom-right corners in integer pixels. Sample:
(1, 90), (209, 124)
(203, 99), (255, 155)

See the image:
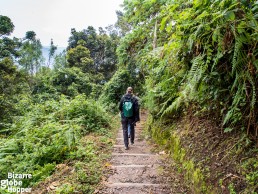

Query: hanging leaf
(224, 10), (235, 21)
(160, 16), (169, 31)
(237, 21), (246, 33)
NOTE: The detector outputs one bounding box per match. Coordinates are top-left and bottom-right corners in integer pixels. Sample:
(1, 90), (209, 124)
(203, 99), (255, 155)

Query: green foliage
(67, 44), (94, 73)
(49, 126), (116, 194)
(53, 50), (67, 70)
(0, 13), (120, 194)
(25, 31), (36, 40)
(32, 66), (102, 99)
(0, 37), (21, 59)
(147, 116), (210, 193)
(241, 157), (258, 192)
(55, 184), (75, 194)
(32, 67), (58, 99)
(18, 31), (44, 74)
(118, 0), (258, 193)
(0, 16), (21, 59)
(0, 57), (29, 129)
(99, 68), (135, 112)
(48, 38), (57, 67)
(161, 0), (258, 134)
(0, 15), (14, 36)
(67, 26), (119, 82)
(120, 0), (258, 135)
(228, 183), (237, 194)
(0, 94), (111, 188)
(51, 67), (94, 97)
(115, 10), (132, 36)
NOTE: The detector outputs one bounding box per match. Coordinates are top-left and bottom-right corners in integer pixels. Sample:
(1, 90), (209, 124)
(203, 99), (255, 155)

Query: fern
(246, 71), (256, 110)
(232, 34), (248, 74)
(162, 95), (185, 117)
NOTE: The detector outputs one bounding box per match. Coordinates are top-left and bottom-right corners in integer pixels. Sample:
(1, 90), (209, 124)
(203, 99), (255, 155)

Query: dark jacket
(119, 93), (140, 121)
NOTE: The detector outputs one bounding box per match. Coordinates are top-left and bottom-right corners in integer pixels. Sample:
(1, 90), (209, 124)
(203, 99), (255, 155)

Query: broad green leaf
(161, 16), (169, 31)
(225, 11), (235, 21)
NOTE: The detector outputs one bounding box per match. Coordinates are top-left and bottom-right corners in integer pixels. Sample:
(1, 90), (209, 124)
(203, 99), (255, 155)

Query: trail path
(98, 112), (187, 194)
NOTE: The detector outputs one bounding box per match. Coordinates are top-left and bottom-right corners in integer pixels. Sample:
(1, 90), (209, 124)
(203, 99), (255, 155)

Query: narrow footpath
(98, 112), (188, 194)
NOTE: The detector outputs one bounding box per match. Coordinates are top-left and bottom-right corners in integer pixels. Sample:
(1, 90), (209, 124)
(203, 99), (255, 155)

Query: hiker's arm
(134, 99), (140, 122)
(118, 97), (124, 112)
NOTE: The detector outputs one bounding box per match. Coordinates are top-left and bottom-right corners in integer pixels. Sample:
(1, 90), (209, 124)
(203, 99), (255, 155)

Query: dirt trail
(98, 112), (186, 194)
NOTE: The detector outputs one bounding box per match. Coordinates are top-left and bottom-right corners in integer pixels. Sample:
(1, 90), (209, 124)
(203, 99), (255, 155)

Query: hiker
(128, 93), (140, 138)
(119, 87), (140, 150)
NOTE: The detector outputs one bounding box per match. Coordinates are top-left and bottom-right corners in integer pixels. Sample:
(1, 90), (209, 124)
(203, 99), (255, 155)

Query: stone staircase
(99, 114), (171, 194)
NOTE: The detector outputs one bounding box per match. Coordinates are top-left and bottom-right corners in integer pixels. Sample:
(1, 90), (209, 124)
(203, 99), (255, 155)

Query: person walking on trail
(119, 87), (140, 150)
(128, 93), (141, 138)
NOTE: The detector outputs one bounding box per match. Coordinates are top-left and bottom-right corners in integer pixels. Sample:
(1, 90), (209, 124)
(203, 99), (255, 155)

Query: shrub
(0, 94), (111, 188)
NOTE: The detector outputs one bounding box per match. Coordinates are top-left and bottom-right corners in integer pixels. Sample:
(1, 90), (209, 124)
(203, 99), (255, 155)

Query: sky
(0, 0), (124, 47)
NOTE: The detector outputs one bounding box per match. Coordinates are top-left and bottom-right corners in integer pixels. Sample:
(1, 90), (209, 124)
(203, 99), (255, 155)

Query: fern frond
(158, 95), (176, 115)
(189, 54), (205, 80)
(231, 72), (241, 91)
(246, 71), (256, 109)
(232, 34), (248, 74)
(161, 95), (184, 117)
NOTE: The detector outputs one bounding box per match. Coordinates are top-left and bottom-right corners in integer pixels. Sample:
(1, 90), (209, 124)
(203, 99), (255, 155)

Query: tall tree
(114, 10), (131, 36)
(0, 15), (20, 59)
(0, 16), (29, 128)
(67, 26), (119, 82)
(0, 15), (14, 36)
(48, 38), (57, 67)
(53, 50), (67, 70)
(0, 58), (28, 127)
(66, 40), (94, 74)
(18, 31), (44, 74)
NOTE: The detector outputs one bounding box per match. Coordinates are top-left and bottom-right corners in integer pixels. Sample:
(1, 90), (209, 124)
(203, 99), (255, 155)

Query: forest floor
(97, 112), (189, 194)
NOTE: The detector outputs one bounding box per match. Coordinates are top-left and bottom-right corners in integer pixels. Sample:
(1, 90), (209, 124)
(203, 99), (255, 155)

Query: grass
(32, 116), (119, 193)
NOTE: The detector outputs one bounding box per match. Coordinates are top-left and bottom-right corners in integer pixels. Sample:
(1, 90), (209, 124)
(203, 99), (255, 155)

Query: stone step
(103, 183), (171, 194)
(107, 165), (163, 184)
(110, 154), (159, 166)
(113, 145), (151, 154)
(98, 113), (173, 194)
(115, 137), (146, 145)
(107, 183), (166, 187)
(111, 165), (152, 168)
(111, 153), (156, 156)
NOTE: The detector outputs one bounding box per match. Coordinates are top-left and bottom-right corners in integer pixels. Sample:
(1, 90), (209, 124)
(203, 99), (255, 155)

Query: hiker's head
(126, 87), (133, 94)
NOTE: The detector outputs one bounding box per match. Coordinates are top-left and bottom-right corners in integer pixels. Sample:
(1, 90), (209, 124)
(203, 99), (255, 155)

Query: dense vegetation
(0, 14), (119, 193)
(0, 0), (257, 193)
(118, 0), (258, 136)
(114, 0), (258, 193)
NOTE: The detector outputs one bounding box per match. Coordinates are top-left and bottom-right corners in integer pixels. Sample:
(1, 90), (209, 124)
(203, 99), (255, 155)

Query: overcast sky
(0, 0), (124, 47)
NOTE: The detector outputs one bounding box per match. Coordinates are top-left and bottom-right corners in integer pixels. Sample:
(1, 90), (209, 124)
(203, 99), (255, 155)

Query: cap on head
(127, 87), (133, 94)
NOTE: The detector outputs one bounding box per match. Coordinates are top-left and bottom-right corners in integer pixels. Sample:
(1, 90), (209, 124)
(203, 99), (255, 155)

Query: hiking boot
(125, 146), (129, 150)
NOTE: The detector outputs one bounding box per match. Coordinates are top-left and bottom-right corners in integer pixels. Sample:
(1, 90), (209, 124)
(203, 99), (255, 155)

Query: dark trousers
(121, 117), (135, 147)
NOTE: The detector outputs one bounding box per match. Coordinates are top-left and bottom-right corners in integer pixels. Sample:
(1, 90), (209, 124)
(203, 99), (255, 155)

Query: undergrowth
(145, 113), (258, 194)
(146, 115), (213, 193)
(50, 117), (119, 194)
(0, 94), (114, 193)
